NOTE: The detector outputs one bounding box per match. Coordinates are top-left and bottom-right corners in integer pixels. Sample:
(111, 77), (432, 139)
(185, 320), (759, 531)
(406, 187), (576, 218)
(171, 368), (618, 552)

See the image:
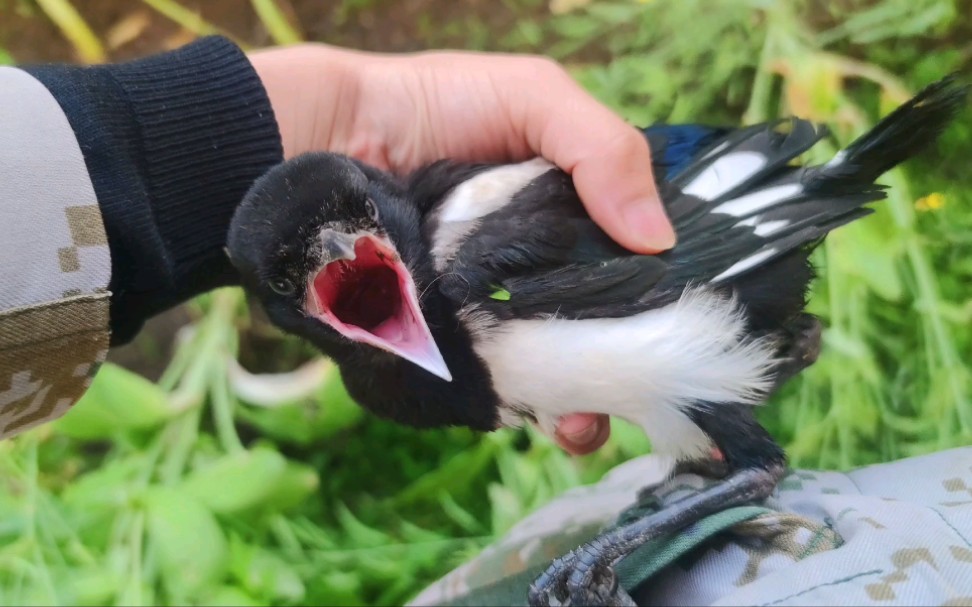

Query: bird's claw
(528, 545), (634, 607)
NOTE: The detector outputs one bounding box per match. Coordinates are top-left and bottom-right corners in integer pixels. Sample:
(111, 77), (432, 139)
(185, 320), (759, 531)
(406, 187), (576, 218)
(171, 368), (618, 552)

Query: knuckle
(607, 128), (650, 158)
(524, 55), (567, 78)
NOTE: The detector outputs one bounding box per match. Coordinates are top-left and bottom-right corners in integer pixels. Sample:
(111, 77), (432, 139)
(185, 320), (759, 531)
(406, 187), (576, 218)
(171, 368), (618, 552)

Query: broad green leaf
(145, 487), (228, 598)
(180, 447), (287, 515)
(229, 539), (305, 603)
(315, 366), (366, 436)
(489, 288), (511, 301)
(66, 567), (120, 606)
(307, 571), (364, 607)
(54, 363), (173, 439)
(198, 585), (265, 607)
(62, 456), (142, 511)
(260, 461), (320, 512)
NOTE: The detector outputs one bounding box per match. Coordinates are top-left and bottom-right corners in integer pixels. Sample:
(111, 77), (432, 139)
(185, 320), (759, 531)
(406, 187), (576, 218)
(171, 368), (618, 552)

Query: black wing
(427, 169), (673, 320)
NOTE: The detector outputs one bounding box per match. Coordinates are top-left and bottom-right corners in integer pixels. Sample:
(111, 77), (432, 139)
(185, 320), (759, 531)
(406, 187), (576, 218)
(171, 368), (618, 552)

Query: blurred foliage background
(0, 0), (970, 605)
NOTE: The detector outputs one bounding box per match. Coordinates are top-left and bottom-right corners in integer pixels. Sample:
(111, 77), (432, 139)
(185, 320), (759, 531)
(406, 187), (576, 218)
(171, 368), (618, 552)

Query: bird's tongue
(306, 235), (452, 381)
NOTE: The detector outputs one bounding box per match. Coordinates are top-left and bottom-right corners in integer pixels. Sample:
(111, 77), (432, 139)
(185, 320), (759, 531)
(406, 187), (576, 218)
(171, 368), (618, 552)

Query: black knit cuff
(25, 37), (283, 344)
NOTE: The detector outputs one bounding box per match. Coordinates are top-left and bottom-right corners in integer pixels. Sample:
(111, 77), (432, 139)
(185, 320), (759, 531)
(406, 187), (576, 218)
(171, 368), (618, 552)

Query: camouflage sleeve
(0, 67), (111, 439)
(411, 448), (972, 606)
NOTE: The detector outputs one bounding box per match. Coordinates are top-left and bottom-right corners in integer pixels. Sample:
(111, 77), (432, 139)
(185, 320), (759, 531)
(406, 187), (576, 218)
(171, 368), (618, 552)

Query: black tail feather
(661, 75), (966, 287)
(806, 74), (969, 191)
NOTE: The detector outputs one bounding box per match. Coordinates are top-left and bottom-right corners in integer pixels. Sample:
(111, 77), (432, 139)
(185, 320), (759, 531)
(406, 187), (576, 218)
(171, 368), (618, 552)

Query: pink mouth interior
(314, 238), (404, 336)
(306, 235), (452, 381)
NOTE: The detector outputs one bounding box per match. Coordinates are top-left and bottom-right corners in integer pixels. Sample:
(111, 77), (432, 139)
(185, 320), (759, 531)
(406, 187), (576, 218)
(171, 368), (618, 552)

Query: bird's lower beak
(305, 231), (453, 382)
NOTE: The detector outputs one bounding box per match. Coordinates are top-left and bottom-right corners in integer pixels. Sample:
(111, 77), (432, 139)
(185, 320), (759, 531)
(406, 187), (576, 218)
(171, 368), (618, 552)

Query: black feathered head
(227, 152), (452, 381)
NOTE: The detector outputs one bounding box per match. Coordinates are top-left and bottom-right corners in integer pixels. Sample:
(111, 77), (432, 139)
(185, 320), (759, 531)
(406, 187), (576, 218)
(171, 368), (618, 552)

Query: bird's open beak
(305, 230), (453, 382)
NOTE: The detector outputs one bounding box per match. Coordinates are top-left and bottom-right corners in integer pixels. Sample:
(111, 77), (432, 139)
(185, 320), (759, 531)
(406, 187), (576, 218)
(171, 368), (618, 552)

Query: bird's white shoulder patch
(430, 158), (555, 270)
(436, 158), (554, 223)
(468, 289), (778, 461)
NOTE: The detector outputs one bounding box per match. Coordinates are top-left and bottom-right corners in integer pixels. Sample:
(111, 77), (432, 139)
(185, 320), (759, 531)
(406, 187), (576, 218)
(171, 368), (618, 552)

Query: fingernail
(623, 200), (676, 252)
(561, 421), (601, 445)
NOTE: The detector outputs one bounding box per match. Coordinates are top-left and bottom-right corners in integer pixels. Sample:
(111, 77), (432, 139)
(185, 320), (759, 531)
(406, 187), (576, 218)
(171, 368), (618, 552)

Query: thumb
(512, 59), (675, 253)
(572, 131), (676, 253)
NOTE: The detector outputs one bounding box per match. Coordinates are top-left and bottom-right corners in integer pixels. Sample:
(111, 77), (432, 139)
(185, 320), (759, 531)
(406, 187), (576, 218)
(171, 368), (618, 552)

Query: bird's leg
(632, 456), (729, 504)
(530, 393), (788, 607)
(528, 463), (786, 606)
(672, 455), (730, 479)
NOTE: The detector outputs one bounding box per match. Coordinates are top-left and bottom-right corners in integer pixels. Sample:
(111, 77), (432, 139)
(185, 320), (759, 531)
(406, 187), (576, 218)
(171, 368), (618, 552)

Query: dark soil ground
(0, 0), (539, 64)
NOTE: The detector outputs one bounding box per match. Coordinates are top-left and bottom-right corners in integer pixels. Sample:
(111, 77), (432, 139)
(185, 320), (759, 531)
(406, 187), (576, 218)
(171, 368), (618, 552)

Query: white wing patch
(682, 151), (767, 201)
(736, 216), (790, 237)
(752, 219), (789, 237)
(712, 248), (778, 282)
(469, 288), (778, 462)
(711, 183), (802, 218)
(430, 158), (554, 271)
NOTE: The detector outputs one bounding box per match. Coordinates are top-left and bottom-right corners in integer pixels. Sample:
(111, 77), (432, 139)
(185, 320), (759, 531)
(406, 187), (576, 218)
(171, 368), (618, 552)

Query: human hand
(250, 44), (670, 454)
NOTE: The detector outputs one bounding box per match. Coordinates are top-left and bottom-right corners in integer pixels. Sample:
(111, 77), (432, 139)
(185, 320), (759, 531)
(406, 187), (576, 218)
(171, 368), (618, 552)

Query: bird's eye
(365, 199), (379, 222)
(269, 278), (295, 296)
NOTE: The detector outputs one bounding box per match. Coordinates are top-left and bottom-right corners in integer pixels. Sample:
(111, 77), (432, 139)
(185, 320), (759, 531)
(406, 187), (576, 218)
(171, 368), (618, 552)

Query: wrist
(248, 44), (365, 159)
(26, 36), (283, 343)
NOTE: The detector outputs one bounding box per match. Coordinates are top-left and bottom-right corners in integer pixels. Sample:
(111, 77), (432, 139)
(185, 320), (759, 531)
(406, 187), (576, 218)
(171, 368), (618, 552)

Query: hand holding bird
(248, 44), (675, 253)
(249, 44), (685, 452)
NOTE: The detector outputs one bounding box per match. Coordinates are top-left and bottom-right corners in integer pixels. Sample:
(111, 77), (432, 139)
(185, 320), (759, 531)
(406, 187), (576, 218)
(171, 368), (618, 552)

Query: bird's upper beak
(304, 229), (453, 382)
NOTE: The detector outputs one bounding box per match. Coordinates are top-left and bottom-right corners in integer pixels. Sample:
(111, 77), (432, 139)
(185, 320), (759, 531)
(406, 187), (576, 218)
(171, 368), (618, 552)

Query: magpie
(227, 76), (966, 606)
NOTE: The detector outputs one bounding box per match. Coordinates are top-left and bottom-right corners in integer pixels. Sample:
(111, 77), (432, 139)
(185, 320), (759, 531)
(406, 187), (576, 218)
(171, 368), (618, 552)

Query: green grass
(1, 0), (970, 605)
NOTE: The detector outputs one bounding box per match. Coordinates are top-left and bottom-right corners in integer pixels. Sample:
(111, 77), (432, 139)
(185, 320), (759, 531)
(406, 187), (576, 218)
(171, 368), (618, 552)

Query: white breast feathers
(467, 288), (779, 462)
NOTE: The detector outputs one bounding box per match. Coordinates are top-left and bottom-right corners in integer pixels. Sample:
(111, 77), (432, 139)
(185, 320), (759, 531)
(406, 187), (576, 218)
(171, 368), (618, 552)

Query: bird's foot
(528, 464), (785, 607)
(529, 539), (635, 607)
